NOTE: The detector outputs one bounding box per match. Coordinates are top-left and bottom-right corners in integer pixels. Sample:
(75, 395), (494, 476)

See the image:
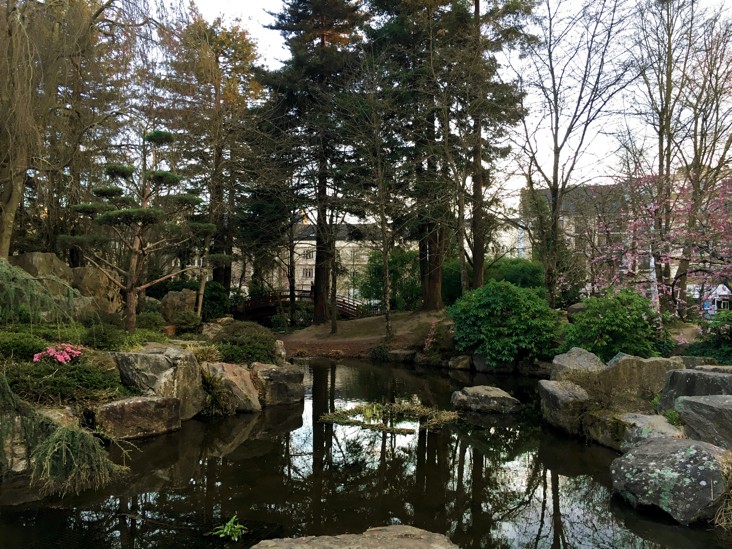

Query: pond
(0, 360), (730, 548)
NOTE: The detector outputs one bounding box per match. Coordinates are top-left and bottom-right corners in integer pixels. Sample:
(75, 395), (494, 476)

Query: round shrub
(136, 311), (166, 331)
(213, 321), (276, 364)
(201, 281), (230, 321)
(173, 310), (201, 334)
(448, 280), (560, 367)
(563, 290), (673, 362)
(0, 331), (49, 361)
(82, 323), (128, 351)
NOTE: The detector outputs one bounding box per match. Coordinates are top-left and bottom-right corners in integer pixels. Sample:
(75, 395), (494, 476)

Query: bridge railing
(242, 290), (382, 319)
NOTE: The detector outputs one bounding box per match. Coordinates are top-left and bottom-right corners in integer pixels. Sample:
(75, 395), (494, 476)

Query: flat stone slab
(677, 395), (732, 450)
(252, 525), (457, 548)
(451, 386), (521, 414)
(695, 365), (732, 374)
(583, 411), (683, 452)
(95, 396), (181, 440)
(659, 369), (732, 413)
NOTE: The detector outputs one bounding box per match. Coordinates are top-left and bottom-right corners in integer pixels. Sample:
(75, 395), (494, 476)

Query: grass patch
(320, 401), (457, 434)
(715, 458), (732, 530)
(200, 368), (237, 417)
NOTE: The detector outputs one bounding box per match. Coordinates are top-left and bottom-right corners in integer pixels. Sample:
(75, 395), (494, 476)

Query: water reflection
(0, 360), (730, 548)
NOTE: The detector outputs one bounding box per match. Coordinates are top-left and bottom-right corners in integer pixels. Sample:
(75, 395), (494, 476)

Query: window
(305, 250), (314, 260)
(303, 267), (313, 279)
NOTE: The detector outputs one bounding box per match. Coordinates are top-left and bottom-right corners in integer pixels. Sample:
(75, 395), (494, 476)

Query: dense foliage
(449, 281), (560, 367)
(685, 310), (732, 364)
(357, 250), (421, 311)
(213, 321), (276, 364)
(563, 290), (673, 362)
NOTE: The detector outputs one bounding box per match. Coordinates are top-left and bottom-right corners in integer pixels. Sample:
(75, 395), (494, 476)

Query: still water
(0, 360), (730, 548)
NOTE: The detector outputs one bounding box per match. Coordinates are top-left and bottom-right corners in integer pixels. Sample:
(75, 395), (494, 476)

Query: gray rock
(551, 347), (605, 381)
(160, 288), (197, 323)
(251, 363), (305, 406)
(597, 355), (684, 407)
(537, 380), (589, 435)
(252, 525), (457, 548)
(473, 353), (514, 374)
(611, 438), (730, 525)
(112, 344), (206, 420)
(71, 266), (122, 312)
(582, 411), (683, 452)
(94, 396), (181, 440)
(451, 386), (521, 414)
(677, 395), (732, 449)
(695, 364), (732, 374)
(201, 316), (236, 340)
(448, 355), (471, 370)
(679, 356), (719, 368)
(566, 302), (587, 322)
(517, 360), (553, 378)
(204, 362), (262, 413)
(659, 369), (732, 412)
(414, 352), (445, 367)
(388, 349), (416, 363)
(9, 252), (72, 296)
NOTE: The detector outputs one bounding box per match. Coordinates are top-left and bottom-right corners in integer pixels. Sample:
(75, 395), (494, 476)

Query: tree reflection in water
(0, 360), (729, 548)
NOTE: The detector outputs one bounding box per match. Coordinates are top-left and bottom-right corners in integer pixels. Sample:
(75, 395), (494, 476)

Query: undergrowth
(200, 368), (237, 417)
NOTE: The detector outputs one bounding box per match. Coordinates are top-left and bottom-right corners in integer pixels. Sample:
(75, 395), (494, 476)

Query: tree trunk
(0, 148), (26, 260)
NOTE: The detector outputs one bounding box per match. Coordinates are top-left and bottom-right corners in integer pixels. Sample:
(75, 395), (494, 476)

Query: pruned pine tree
(67, 131), (203, 332)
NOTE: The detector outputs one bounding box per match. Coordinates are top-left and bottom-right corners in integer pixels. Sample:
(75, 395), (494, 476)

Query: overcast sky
(195, 1), (287, 68)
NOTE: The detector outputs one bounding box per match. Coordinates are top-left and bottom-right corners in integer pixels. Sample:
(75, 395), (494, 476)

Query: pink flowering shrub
(33, 343), (85, 364)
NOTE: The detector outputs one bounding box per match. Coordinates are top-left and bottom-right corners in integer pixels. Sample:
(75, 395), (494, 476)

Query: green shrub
(563, 290), (673, 362)
(14, 323), (87, 345)
(82, 324), (128, 351)
(77, 310), (125, 329)
(213, 320), (276, 364)
(685, 311), (732, 364)
(136, 311), (166, 331)
(448, 280), (560, 367)
(123, 329), (168, 347)
(486, 257), (545, 289)
(30, 425), (126, 496)
(200, 368), (237, 416)
(173, 310), (201, 334)
(0, 331), (49, 361)
(369, 343), (389, 362)
(4, 354), (130, 404)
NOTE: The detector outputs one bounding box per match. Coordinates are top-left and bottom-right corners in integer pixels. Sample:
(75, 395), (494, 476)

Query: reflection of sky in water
(1, 361), (729, 548)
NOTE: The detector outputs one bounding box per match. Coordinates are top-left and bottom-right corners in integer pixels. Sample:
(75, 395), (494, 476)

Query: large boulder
(582, 411), (683, 452)
(611, 438), (731, 525)
(451, 386), (521, 414)
(680, 356), (719, 368)
(595, 355), (684, 409)
(676, 395), (732, 450)
(695, 364), (732, 375)
(251, 363), (305, 407)
(160, 288), (197, 323)
(94, 396), (181, 440)
(111, 344), (206, 420)
(71, 266), (122, 312)
(10, 252), (73, 296)
(274, 339), (287, 366)
(658, 369), (732, 413)
(537, 380), (589, 435)
(201, 316), (237, 340)
(551, 347), (605, 381)
(204, 362), (262, 413)
(252, 525), (457, 549)
(448, 355), (472, 371)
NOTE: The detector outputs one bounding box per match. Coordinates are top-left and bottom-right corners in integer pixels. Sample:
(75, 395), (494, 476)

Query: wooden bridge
(238, 290), (382, 320)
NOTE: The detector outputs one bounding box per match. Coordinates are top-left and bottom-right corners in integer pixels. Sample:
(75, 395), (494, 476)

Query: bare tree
(518, 0), (631, 306)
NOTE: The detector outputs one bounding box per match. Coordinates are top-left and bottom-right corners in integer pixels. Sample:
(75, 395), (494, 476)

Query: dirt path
(280, 311), (449, 359)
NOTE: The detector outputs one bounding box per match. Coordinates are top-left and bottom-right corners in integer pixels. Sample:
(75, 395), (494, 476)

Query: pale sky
(195, 1), (287, 68)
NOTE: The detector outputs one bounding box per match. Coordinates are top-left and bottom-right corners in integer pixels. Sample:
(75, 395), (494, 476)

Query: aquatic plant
(207, 514), (247, 542)
(320, 401), (457, 434)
